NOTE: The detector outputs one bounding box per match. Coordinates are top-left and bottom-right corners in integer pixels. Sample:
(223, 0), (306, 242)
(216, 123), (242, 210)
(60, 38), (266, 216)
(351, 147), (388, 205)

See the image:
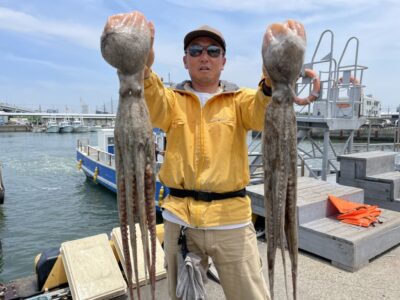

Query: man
(144, 23), (272, 300)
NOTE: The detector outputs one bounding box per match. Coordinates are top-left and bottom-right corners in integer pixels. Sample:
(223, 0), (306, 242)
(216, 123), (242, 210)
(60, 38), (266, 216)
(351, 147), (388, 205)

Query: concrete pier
(0, 124), (31, 132)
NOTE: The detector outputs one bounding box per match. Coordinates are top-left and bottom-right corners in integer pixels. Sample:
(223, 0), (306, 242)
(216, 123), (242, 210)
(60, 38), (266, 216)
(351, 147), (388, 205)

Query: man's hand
(263, 20), (305, 51)
(103, 11), (154, 77)
(261, 19), (306, 88)
(145, 21), (155, 79)
(261, 20), (305, 91)
(262, 65), (272, 88)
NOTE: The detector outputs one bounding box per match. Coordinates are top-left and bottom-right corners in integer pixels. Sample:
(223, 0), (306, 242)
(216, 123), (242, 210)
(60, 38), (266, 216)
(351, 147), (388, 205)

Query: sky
(0, 0), (399, 113)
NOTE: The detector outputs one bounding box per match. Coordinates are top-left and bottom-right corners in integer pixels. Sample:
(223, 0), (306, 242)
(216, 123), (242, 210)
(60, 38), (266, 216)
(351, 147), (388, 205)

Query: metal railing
(77, 140), (114, 167)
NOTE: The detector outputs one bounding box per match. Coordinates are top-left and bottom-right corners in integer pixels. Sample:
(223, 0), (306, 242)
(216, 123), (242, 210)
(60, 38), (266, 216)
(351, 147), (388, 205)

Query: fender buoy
(77, 159), (82, 170)
(295, 68), (320, 105)
(338, 76), (360, 85)
(93, 167), (99, 182)
(158, 186), (165, 207)
(335, 76), (361, 108)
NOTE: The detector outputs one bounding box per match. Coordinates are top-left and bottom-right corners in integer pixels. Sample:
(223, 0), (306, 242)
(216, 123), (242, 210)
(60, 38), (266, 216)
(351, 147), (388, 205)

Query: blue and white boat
(76, 129), (169, 212)
(72, 117), (90, 133)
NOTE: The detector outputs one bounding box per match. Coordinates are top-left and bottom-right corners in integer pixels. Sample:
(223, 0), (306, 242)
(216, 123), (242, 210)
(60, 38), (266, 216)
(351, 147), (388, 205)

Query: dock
(0, 124), (31, 132)
(337, 150), (400, 211)
(3, 157), (400, 298)
(247, 176), (400, 272)
(3, 173), (400, 299)
(5, 235), (400, 299)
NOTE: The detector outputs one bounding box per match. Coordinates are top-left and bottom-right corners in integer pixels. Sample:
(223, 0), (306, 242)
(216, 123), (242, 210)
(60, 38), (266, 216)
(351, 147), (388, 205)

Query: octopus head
(101, 11), (151, 75)
(262, 21), (306, 86)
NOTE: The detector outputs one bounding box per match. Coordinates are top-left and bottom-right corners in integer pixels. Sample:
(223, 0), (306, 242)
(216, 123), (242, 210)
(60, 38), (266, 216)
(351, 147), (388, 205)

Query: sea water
(0, 132), (119, 282)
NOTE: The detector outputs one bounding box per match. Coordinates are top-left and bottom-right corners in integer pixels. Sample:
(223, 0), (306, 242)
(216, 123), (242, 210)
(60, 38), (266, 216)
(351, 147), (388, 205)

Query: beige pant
(164, 220), (270, 300)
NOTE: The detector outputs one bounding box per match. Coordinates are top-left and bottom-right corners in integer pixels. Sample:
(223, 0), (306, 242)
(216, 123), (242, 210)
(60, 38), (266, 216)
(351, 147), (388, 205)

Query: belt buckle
(194, 191), (211, 201)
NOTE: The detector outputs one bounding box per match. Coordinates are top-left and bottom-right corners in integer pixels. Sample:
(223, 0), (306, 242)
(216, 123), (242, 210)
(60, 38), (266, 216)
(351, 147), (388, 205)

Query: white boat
(46, 119), (59, 133)
(59, 119), (74, 133)
(90, 124), (103, 132)
(72, 118), (89, 133)
(31, 126), (46, 133)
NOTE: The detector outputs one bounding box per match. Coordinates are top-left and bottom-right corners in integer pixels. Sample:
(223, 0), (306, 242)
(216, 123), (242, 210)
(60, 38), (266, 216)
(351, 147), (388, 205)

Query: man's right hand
(103, 11), (154, 78)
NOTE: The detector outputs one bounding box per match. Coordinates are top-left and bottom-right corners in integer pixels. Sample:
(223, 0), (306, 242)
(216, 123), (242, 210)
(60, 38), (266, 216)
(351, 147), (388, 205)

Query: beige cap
(184, 25), (226, 52)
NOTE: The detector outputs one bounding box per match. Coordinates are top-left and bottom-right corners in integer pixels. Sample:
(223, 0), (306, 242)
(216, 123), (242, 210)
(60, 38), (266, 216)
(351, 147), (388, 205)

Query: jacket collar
(174, 80), (239, 93)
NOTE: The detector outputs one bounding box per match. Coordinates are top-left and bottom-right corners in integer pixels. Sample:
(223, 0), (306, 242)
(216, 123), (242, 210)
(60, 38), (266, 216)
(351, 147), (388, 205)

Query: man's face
(183, 37), (226, 87)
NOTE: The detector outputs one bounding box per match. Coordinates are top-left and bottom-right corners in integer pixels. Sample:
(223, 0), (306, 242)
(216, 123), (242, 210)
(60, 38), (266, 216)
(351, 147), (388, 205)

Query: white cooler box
(60, 233), (127, 300)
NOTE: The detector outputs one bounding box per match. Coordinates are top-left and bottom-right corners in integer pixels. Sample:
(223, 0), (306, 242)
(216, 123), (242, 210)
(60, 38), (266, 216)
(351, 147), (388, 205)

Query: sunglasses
(186, 44), (223, 58)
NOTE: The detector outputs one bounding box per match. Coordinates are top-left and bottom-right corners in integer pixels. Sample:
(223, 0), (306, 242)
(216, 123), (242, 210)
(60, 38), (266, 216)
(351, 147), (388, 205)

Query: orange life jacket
(328, 195), (382, 227)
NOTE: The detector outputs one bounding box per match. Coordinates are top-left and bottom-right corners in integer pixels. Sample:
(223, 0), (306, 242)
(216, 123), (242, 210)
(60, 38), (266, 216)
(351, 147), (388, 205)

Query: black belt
(168, 187), (246, 202)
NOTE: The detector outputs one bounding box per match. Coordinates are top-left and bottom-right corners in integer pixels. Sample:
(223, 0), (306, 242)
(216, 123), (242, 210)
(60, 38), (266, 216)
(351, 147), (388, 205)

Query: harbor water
(0, 132), (119, 283)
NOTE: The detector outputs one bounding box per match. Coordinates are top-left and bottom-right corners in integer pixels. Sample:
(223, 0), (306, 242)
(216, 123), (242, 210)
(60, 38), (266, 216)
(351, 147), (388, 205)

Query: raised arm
(142, 22), (175, 131)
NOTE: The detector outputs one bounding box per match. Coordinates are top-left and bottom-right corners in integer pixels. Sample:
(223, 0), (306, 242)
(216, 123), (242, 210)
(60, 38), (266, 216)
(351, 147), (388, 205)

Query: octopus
(262, 21), (306, 300)
(100, 12), (156, 300)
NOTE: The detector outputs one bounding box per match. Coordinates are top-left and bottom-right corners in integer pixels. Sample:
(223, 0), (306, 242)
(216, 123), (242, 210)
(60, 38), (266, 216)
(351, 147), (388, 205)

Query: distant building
(81, 104), (89, 114)
(96, 110), (109, 114)
(361, 94), (381, 117)
(46, 108), (59, 113)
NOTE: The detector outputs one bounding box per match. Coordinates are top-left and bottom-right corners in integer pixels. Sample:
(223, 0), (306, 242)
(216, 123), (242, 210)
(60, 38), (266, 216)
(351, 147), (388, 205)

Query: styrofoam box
(60, 233), (127, 300)
(111, 224), (166, 287)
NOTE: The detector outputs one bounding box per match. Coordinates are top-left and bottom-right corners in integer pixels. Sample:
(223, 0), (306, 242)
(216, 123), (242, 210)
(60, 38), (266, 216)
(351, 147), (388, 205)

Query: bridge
(0, 111), (116, 128)
(0, 112), (116, 120)
(0, 103), (116, 124)
(0, 102), (35, 113)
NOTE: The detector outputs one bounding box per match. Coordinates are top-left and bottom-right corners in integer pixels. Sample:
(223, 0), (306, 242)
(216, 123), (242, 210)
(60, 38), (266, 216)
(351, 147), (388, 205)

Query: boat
(31, 125), (46, 133)
(90, 124), (103, 132)
(76, 128), (169, 212)
(59, 118), (74, 133)
(72, 117), (89, 133)
(45, 119), (59, 133)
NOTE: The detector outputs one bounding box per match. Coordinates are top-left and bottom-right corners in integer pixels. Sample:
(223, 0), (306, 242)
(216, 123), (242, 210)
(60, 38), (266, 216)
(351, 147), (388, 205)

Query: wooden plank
(339, 160), (356, 179)
(338, 178), (391, 200)
(111, 225), (167, 287)
(365, 198), (400, 212)
(368, 171), (400, 199)
(369, 171), (400, 180)
(299, 209), (400, 271)
(247, 178), (364, 222)
(338, 151), (396, 178)
(299, 225), (355, 271)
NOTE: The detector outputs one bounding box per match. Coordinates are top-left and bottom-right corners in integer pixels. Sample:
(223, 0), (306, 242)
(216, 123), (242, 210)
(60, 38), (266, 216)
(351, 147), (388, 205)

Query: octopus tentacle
(285, 174), (298, 300)
(145, 164), (156, 299)
(115, 146), (134, 300)
(263, 20), (305, 300)
(133, 147), (147, 299)
(130, 174), (141, 300)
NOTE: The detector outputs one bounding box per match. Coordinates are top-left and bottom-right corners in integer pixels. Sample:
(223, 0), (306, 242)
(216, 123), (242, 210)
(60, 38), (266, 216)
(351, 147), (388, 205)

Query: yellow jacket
(144, 71), (270, 227)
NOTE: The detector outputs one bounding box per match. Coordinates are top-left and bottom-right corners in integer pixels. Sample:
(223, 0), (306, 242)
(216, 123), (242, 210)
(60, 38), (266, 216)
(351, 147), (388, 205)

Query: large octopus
(262, 21), (306, 300)
(101, 12), (156, 300)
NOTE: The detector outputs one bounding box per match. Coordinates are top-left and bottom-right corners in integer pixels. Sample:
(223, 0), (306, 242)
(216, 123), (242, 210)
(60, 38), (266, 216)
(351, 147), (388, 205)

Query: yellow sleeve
(238, 86), (271, 131)
(144, 70), (175, 131)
